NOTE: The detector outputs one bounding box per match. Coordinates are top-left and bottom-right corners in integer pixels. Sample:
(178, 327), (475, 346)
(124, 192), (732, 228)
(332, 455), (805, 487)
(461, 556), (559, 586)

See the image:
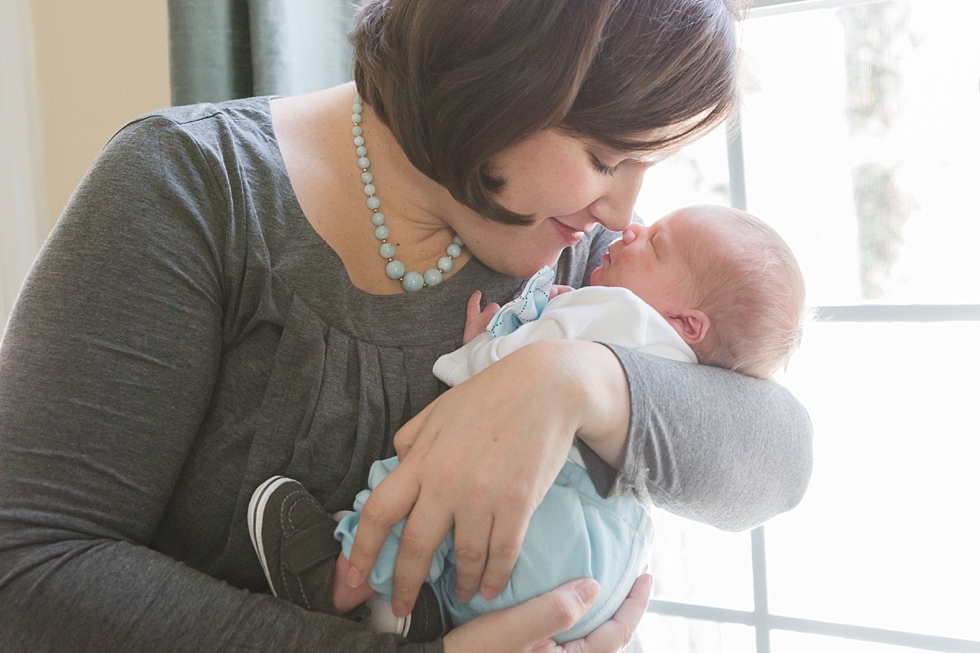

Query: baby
(248, 204), (806, 642)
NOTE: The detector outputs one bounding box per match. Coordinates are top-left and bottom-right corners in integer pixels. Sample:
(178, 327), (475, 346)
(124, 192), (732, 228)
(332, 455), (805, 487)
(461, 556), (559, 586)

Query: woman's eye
(590, 155), (616, 176)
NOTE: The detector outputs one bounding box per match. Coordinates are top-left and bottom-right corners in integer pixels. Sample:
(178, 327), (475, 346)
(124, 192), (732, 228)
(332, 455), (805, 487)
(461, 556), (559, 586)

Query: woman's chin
(486, 254), (562, 279)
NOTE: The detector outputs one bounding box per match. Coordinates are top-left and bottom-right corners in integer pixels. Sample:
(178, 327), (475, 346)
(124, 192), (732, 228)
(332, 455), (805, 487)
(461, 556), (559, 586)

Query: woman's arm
(0, 116), (439, 653)
(593, 346), (813, 531)
(347, 222), (813, 615)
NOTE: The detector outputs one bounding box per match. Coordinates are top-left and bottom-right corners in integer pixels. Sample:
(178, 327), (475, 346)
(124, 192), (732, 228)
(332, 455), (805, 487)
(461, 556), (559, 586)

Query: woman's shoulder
(107, 97), (280, 171)
(128, 96), (276, 136)
(92, 96), (300, 245)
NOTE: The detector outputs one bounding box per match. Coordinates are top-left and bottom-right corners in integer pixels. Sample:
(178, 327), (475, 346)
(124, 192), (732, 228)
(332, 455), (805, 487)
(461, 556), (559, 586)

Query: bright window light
(633, 1), (980, 651)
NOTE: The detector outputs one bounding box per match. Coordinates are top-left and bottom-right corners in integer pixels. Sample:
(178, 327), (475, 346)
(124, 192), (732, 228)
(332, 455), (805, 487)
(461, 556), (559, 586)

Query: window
(634, 1), (980, 651)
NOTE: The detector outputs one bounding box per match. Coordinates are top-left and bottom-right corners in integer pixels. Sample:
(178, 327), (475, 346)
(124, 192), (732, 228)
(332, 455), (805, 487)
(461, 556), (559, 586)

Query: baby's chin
(589, 266), (606, 286)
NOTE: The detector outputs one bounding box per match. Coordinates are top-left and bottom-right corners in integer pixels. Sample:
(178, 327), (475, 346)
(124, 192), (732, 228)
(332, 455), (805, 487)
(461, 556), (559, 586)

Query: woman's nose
(589, 167), (646, 232)
(621, 223), (641, 244)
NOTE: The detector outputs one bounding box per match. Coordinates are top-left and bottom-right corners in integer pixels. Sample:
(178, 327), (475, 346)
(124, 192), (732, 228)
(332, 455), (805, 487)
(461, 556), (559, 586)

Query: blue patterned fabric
(486, 267), (555, 337)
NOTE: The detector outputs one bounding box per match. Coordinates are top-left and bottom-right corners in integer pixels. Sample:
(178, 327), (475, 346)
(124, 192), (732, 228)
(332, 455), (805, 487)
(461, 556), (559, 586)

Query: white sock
(365, 594), (411, 638)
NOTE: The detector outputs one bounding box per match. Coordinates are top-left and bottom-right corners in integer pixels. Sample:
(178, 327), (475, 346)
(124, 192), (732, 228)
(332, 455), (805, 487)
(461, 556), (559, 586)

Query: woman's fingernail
(346, 566), (364, 588)
(480, 585), (500, 601)
(392, 599), (410, 618)
(574, 579), (600, 604)
(638, 573), (653, 592)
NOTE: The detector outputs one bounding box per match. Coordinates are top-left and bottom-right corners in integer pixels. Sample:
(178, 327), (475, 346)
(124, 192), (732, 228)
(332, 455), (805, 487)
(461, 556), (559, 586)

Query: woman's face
(448, 128), (656, 279)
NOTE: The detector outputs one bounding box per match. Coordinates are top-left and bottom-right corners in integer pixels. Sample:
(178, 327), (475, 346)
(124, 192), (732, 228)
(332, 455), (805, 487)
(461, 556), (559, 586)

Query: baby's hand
(463, 291), (501, 344)
(548, 284), (575, 300)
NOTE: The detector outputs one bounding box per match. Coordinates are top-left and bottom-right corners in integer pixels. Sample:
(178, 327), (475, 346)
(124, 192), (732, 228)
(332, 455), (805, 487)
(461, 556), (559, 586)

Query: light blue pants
(334, 455), (654, 643)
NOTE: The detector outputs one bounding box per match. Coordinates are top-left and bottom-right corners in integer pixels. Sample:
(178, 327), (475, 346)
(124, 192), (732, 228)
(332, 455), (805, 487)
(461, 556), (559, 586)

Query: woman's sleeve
(0, 117), (441, 652)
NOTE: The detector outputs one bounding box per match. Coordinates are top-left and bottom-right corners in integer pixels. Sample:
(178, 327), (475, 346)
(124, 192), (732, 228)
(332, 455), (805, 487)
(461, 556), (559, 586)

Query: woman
(0, 0), (812, 651)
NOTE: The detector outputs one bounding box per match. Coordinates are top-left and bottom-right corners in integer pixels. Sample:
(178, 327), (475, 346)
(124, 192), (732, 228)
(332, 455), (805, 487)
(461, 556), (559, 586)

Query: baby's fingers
(463, 291), (501, 344)
(466, 291), (484, 321)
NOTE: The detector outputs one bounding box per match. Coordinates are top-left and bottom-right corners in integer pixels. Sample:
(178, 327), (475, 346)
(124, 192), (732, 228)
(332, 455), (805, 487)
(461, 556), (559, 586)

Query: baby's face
(589, 210), (707, 313)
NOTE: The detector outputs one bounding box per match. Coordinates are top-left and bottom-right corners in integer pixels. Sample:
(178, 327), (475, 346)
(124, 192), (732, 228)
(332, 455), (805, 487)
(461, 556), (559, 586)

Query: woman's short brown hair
(352, 0), (742, 225)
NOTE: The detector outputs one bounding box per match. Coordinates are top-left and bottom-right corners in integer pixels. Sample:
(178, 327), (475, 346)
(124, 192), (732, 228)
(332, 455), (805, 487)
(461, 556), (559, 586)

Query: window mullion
(752, 526), (772, 653)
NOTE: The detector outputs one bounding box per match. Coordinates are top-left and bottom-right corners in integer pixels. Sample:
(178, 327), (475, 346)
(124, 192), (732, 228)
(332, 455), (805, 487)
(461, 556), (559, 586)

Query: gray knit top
(0, 98), (812, 652)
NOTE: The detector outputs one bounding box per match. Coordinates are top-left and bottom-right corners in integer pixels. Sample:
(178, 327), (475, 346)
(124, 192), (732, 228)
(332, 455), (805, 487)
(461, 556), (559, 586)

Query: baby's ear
(665, 308), (710, 346)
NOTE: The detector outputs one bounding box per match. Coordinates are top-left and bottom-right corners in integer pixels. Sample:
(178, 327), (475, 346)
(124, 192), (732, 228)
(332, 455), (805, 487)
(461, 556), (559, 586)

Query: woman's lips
(551, 217), (586, 246)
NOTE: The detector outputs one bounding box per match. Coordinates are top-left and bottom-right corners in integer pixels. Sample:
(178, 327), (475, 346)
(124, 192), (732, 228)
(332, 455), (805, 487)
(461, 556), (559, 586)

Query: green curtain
(168, 0), (356, 106)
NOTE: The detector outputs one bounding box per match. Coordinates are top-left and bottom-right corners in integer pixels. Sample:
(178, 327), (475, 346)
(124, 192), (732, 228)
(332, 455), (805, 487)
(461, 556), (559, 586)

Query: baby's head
(590, 205), (805, 379)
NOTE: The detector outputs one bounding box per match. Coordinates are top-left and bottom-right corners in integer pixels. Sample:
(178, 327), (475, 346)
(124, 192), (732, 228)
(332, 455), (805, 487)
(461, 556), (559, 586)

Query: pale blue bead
(446, 244), (462, 258)
(380, 242), (396, 258)
(374, 225), (389, 240)
(423, 269), (443, 286)
(453, 235), (464, 247)
(358, 156), (370, 169)
(354, 136), (365, 147)
(371, 212), (385, 226)
(437, 256), (454, 272)
(402, 271), (424, 292)
(356, 146), (368, 157)
(386, 260), (405, 279)
(352, 103), (362, 114)
(351, 113), (362, 123)
(363, 183), (376, 196)
(361, 171), (373, 184)
(366, 196), (381, 210)
(352, 126), (362, 136)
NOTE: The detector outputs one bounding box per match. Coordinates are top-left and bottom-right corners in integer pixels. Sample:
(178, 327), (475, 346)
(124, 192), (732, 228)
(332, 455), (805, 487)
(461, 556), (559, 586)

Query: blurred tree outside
(838, 0), (919, 300)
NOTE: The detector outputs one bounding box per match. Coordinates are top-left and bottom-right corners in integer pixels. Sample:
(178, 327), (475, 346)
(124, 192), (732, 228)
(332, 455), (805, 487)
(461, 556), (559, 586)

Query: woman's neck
(272, 83), (472, 294)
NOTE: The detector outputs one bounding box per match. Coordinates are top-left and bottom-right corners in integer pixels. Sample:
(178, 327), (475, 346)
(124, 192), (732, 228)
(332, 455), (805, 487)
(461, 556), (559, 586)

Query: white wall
(0, 0), (48, 328)
(1, 1), (170, 326)
(30, 0), (171, 229)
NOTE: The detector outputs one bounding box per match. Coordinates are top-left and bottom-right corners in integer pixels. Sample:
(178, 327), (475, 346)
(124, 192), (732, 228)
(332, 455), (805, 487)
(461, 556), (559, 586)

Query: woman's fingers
(389, 493), (454, 617)
(443, 578), (601, 653)
(566, 574), (652, 653)
(478, 501), (533, 600)
(345, 466), (421, 589)
(450, 508), (493, 603)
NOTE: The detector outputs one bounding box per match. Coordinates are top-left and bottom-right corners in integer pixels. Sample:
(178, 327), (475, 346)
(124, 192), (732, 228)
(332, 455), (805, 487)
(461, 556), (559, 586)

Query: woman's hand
(444, 574), (653, 653)
(343, 340), (631, 618)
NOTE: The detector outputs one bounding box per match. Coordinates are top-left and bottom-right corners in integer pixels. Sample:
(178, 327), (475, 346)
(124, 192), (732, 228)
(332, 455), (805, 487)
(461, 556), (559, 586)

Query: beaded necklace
(351, 95), (464, 292)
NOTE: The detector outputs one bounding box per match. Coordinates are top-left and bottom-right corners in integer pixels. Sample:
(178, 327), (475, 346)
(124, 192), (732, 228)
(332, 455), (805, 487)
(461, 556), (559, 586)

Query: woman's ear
(664, 308), (710, 346)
